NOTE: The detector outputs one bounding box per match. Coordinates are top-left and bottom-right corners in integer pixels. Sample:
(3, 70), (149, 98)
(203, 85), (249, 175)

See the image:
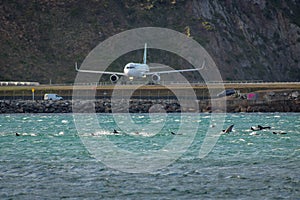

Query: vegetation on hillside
(0, 0), (299, 84)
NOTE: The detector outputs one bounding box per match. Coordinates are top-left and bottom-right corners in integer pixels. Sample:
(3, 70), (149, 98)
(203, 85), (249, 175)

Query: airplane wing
(145, 61), (205, 75)
(145, 68), (202, 75)
(75, 63), (125, 76)
(148, 63), (172, 70)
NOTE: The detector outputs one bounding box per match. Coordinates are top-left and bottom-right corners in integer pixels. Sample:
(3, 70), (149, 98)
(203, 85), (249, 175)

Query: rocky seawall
(0, 99), (299, 114)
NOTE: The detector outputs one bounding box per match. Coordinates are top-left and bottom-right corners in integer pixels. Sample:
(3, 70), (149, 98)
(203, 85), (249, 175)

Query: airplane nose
(127, 69), (133, 76)
(124, 68), (131, 76)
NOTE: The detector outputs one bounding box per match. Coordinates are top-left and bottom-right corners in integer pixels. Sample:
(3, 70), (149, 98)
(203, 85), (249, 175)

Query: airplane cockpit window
(126, 66), (135, 69)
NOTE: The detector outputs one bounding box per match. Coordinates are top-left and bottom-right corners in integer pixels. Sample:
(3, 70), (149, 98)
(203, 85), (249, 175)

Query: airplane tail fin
(143, 43), (147, 64)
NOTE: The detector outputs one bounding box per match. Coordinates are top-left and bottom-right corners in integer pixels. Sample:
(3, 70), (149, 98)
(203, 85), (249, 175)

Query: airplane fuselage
(75, 43), (204, 83)
(124, 62), (149, 78)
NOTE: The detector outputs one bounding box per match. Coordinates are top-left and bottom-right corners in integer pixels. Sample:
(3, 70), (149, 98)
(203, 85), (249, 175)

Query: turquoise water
(0, 113), (299, 199)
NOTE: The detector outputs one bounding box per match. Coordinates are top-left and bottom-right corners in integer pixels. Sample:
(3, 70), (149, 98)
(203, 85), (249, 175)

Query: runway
(0, 82), (299, 100)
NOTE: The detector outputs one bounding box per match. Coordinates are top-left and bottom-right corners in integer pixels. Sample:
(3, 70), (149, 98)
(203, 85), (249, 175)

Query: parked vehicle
(44, 93), (63, 100)
(217, 89), (236, 97)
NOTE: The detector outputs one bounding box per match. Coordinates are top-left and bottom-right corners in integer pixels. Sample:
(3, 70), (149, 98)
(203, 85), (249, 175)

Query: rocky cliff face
(0, 0), (299, 83)
(190, 0), (300, 81)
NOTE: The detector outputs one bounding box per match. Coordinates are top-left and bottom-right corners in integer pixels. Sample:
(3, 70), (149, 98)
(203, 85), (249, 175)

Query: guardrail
(40, 80), (300, 87)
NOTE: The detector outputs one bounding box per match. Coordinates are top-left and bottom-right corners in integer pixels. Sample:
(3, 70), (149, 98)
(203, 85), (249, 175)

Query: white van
(44, 93), (63, 100)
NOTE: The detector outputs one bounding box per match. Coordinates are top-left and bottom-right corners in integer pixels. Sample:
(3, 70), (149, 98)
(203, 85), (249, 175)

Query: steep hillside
(0, 0), (299, 83)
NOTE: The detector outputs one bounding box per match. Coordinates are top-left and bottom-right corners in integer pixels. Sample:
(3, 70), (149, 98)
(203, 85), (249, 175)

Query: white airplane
(75, 43), (205, 83)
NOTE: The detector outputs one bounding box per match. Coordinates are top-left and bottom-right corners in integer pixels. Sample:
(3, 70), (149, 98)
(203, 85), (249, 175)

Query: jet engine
(110, 74), (119, 83)
(151, 74), (160, 82)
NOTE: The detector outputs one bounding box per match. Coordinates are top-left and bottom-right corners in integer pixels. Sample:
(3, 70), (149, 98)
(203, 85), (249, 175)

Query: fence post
(32, 88), (35, 101)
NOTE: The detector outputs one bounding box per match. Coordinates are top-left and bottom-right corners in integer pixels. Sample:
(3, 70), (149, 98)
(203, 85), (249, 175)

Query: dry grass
(0, 83), (299, 97)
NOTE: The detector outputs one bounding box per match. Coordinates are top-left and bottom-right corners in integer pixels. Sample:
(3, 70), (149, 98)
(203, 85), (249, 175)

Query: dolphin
(258, 125), (271, 130)
(113, 129), (119, 134)
(251, 125), (271, 131)
(273, 131), (287, 135)
(222, 124), (234, 133)
(171, 131), (182, 135)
